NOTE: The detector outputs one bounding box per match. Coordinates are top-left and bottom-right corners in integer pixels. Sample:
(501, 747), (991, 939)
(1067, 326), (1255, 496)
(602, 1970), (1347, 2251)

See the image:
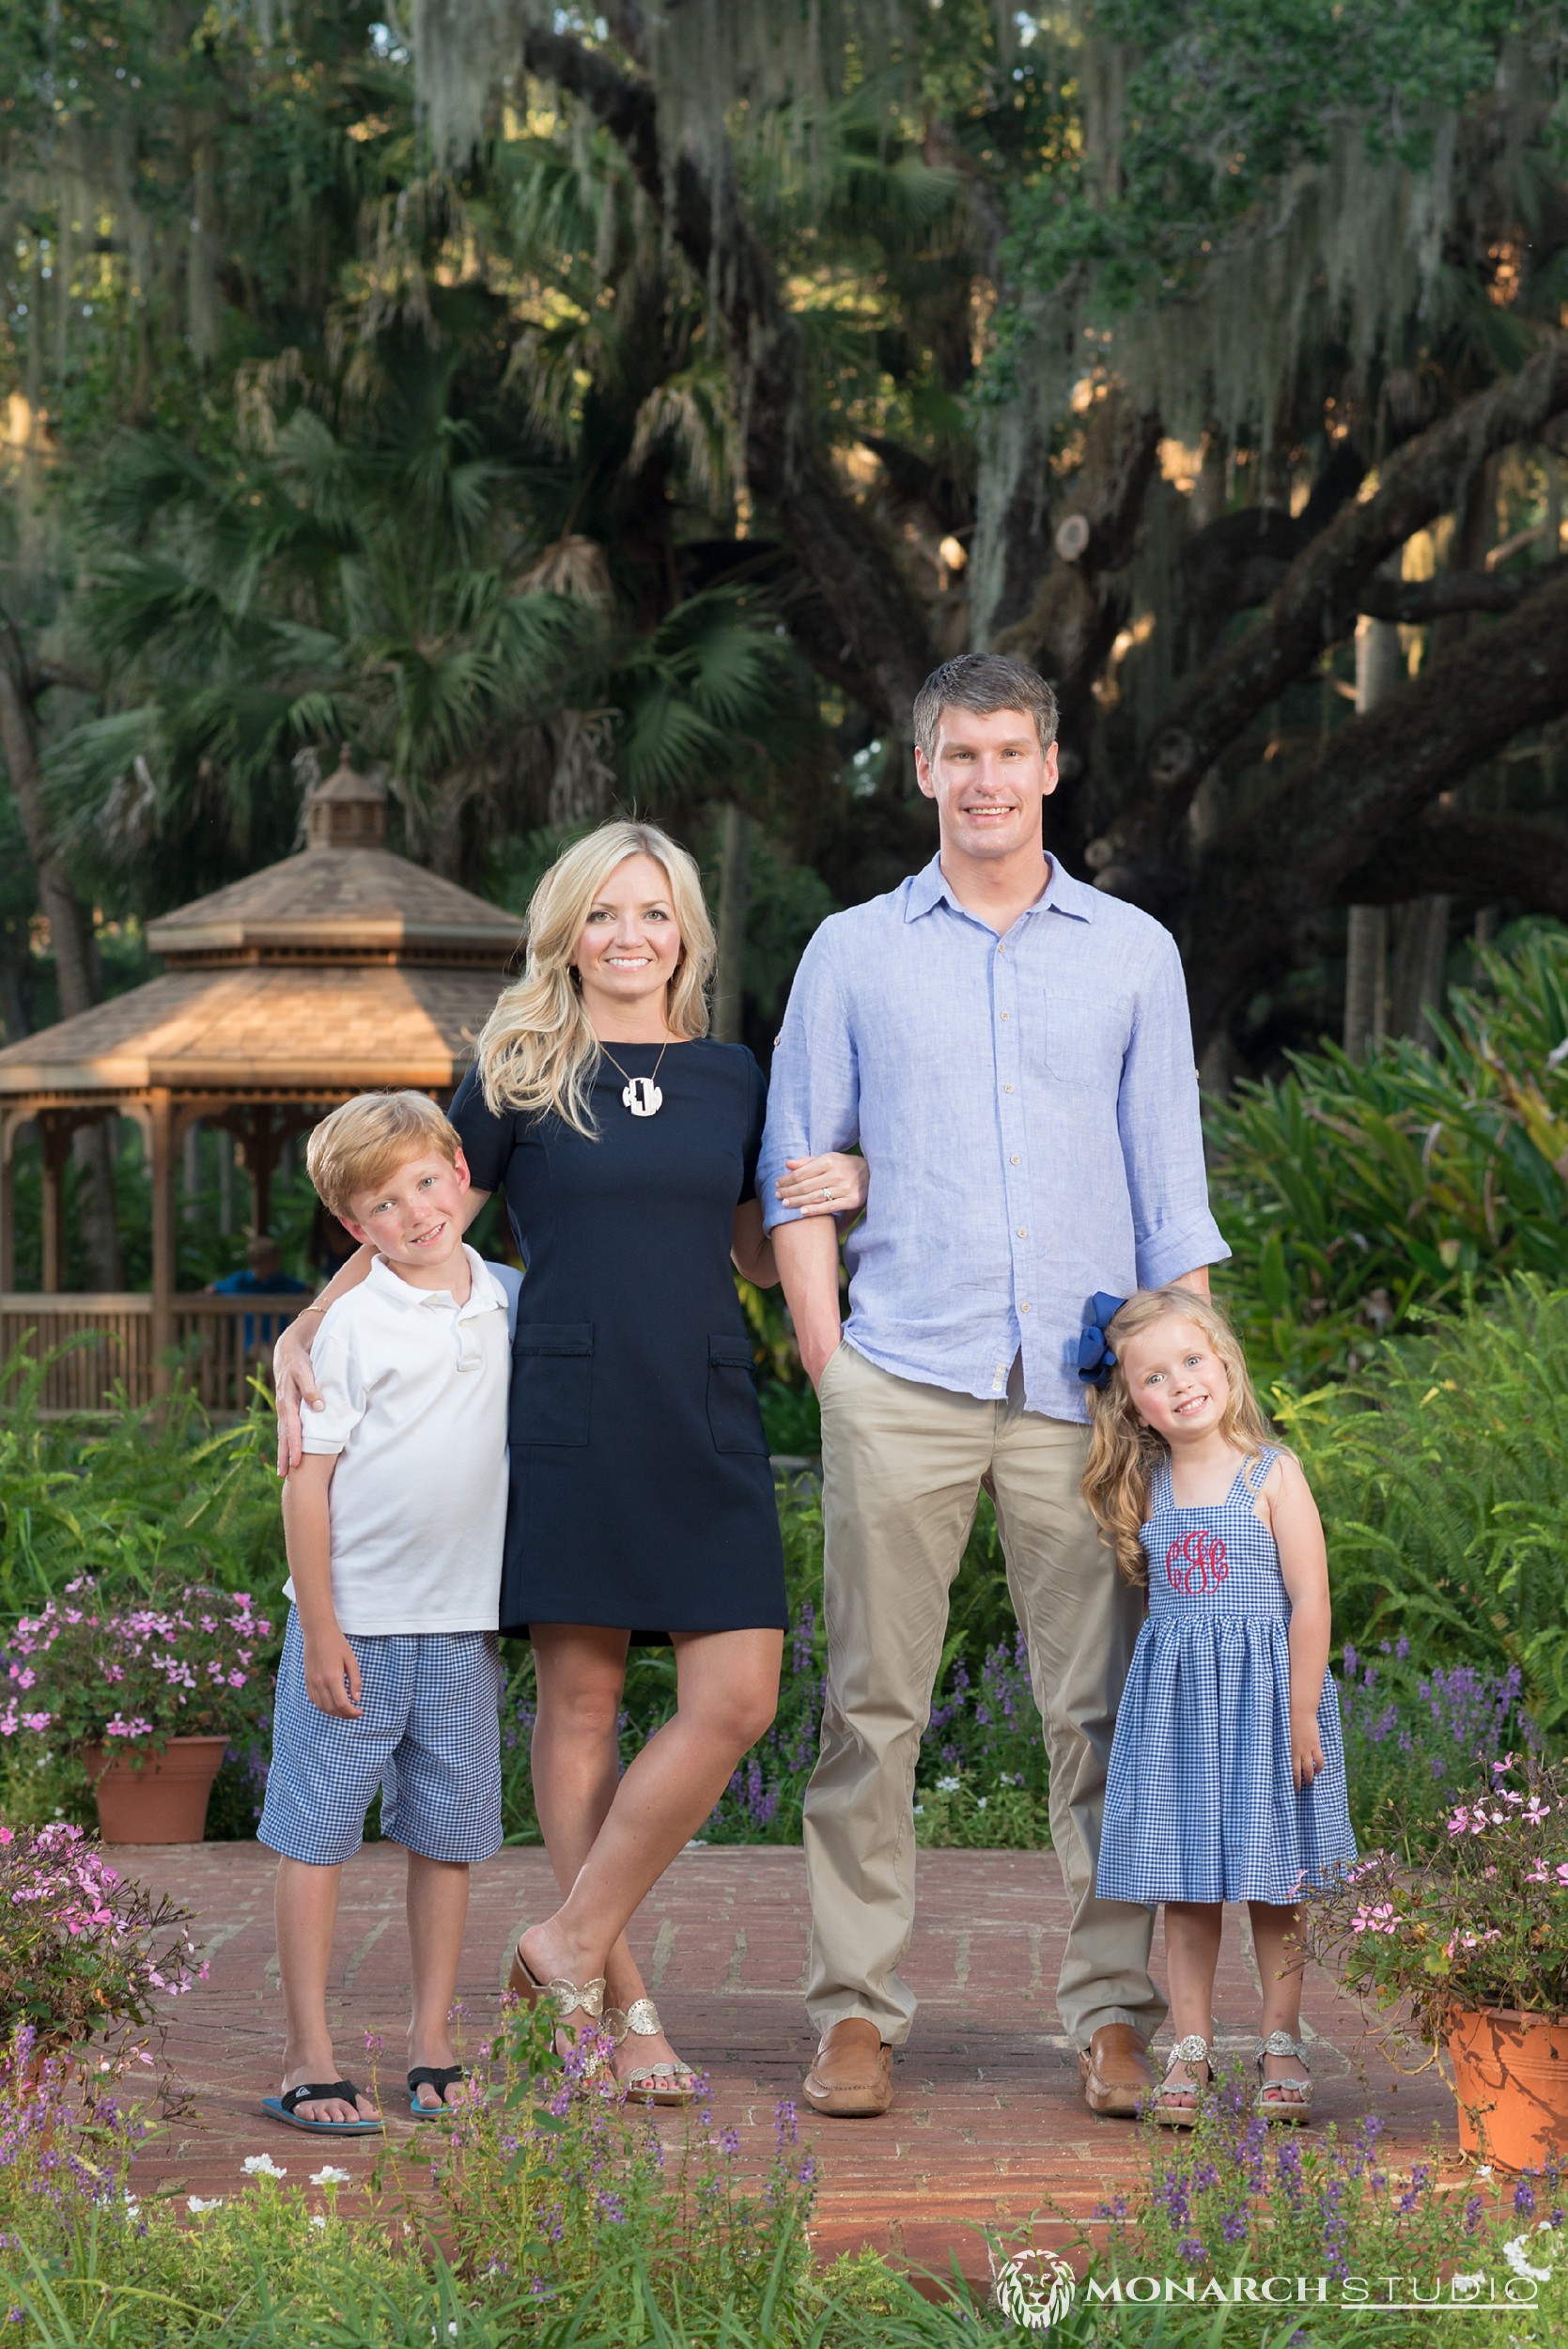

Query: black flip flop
(407, 2063), (469, 2121)
(261, 2077), (382, 2134)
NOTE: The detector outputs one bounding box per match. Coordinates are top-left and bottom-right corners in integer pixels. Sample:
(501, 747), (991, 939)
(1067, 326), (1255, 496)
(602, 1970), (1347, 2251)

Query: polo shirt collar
(365, 1244), (504, 1317)
(903, 850), (1097, 925)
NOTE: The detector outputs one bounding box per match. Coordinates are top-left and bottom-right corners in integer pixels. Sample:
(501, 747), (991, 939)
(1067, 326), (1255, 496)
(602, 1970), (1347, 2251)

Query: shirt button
(1001, 1011), (1010, 1021)
(1004, 1083), (1014, 1094)
(1017, 1226), (1028, 1237)
(1020, 1301), (1031, 1313)
(1010, 1154), (1020, 1165)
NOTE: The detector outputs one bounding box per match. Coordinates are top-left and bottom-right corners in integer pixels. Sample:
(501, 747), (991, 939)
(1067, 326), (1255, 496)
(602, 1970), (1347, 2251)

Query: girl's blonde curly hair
(1081, 1287), (1281, 1585)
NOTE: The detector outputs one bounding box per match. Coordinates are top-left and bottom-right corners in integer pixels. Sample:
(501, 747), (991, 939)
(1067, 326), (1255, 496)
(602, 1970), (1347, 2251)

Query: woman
(274, 819), (862, 2100)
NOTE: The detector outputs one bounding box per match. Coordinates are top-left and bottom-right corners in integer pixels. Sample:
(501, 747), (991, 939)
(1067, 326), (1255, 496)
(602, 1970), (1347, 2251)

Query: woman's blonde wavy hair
(1081, 1287), (1282, 1585)
(473, 819), (715, 1137)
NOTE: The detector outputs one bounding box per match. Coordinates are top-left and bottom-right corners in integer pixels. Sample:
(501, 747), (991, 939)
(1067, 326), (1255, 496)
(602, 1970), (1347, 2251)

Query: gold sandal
(508, 1940), (610, 2078)
(605, 1997), (699, 2107)
(1153, 2033), (1212, 2128)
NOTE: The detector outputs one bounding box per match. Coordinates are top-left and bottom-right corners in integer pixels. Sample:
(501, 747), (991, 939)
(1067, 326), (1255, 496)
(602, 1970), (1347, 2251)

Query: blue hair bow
(1077, 1292), (1127, 1386)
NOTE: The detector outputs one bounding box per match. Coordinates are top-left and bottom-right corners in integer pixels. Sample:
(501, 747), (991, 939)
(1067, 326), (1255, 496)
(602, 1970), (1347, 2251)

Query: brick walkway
(120, 1842), (1454, 2283)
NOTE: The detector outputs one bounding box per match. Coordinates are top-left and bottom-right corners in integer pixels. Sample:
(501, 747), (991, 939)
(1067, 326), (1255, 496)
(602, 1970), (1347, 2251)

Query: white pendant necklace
(598, 1038), (671, 1117)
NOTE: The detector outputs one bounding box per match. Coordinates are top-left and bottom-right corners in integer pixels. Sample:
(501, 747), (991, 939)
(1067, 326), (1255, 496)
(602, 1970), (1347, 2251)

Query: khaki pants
(803, 1343), (1164, 2051)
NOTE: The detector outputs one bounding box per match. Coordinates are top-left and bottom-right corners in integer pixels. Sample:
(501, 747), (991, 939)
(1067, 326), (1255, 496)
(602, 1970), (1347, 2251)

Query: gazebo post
(0, 1107), (20, 1293)
(148, 1087), (176, 1394)
(39, 1114), (71, 1294)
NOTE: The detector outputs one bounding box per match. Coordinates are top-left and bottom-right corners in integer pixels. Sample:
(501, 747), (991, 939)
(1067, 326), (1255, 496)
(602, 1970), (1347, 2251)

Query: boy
(256, 1091), (520, 2132)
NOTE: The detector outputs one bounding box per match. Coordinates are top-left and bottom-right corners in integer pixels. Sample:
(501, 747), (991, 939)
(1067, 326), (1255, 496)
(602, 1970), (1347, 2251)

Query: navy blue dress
(448, 1042), (787, 1641)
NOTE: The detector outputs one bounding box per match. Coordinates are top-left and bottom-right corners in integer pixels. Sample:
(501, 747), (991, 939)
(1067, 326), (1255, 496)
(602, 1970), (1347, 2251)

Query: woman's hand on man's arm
(773, 1150), (867, 1221)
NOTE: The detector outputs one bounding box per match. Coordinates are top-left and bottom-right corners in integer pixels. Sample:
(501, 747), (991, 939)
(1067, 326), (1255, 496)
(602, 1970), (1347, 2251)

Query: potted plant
(3, 1579), (272, 1843)
(1304, 1749), (1568, 2172)
(0, 1818), (207, 2080)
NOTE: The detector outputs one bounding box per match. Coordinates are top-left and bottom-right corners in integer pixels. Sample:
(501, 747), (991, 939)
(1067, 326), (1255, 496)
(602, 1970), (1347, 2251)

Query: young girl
(1083, 1287), (1356, 2127)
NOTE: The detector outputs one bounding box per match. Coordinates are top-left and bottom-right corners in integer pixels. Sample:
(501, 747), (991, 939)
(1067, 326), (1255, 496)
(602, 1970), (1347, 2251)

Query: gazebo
(0, 753), (520, 1410)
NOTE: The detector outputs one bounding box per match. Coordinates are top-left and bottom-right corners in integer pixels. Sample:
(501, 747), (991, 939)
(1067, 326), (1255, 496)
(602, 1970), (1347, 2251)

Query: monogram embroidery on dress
(1163, 1528), (1229, 1596)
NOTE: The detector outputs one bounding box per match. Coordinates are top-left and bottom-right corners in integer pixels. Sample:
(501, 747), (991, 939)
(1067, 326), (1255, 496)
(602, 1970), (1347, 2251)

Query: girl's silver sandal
(604, 1997), (698, 2107)
(1254, 2030), (1312, 2122)
(1153, 2033), (1212, 2128)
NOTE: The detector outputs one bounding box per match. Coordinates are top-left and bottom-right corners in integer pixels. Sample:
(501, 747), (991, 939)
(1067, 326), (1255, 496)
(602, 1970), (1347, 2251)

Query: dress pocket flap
(515, 1323), (594, 1357)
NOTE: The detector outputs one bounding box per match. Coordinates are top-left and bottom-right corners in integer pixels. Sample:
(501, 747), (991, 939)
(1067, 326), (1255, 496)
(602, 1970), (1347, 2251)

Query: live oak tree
(412, 0), (1568, 1056)
(5, 0), (1568, 1080)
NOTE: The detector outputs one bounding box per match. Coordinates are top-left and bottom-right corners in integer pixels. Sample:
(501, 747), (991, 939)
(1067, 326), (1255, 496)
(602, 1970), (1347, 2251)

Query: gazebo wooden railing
(1, 1293), (311, 1415)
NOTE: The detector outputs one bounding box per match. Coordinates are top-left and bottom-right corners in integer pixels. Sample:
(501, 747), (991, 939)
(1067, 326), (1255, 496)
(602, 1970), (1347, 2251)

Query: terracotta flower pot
(82, 1735), (230, 1843)
(1447, 2005), (1568, 2173)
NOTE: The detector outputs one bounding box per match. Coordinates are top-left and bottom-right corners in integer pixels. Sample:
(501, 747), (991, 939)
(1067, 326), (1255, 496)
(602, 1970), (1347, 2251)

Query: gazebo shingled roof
(0, 751), (521, 1403)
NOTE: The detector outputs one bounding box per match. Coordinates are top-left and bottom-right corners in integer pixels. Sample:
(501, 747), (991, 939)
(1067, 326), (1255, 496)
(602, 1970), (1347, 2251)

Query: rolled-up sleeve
(757, 925), (860, 1232)
(1117, 926), (1230, 1289)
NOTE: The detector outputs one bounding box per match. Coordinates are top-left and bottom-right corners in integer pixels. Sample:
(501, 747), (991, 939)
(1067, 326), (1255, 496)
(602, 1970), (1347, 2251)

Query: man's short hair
(306, 1091), (460, 1221)
(244, 1236), (281, 1273)
(911, 654), (1059, 760)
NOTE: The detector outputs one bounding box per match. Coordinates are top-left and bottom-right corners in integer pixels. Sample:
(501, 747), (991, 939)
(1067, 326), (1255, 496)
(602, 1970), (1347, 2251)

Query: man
(209, 1234), (309, 1360)
(759, 653), (1229, 2120)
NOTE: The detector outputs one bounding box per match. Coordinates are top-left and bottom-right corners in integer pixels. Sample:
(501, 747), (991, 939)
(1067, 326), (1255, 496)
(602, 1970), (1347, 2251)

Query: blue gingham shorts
(257, 1610), (504, 1867)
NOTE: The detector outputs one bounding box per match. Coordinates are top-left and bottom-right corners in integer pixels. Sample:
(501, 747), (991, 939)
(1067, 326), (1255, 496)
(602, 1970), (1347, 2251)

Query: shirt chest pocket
(1044, 991), (1133, 1088)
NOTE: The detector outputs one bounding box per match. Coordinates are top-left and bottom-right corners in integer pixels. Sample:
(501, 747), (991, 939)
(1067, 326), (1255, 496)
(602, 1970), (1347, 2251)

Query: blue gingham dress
(1096, 1449), (1356, 1905)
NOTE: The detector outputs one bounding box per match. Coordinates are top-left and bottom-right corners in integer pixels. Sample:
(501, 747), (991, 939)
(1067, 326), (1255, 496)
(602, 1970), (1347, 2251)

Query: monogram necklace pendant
(621, 1075), (663, 1117)
(600, 1036), (671, 1117)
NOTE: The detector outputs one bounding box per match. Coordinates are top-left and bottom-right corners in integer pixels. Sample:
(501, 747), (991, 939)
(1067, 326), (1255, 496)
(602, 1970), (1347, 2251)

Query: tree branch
(1337, 806), (1568, 916)
(520, 26), (933, 732)
(1109, 333), (1568, 903)
(1176, 570), (1568, 1042)
(1355, 562), (1568, 624)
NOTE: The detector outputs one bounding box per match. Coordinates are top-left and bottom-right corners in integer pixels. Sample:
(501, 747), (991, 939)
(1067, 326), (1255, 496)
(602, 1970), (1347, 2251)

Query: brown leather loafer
(1079, 2022), (1156, 2117)
(802, 2018), (893, 2118)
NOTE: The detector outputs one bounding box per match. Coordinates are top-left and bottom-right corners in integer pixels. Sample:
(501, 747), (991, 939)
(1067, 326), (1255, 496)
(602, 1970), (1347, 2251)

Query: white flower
(187, 2195), (224, 2214)
(310, 2214), (327, 2230)
(1476, 2164), (1494, 2179)
(241, 2153), (286, 2179)
(1450, 2273), (1486, 2297)
(912, 1804), (924, 1816)
(936, 1775), (960, 1795)
(1502, 2235), (1553, 2285)
(310, 2164), (351, 2186)
(975, 1797), (987, 1810)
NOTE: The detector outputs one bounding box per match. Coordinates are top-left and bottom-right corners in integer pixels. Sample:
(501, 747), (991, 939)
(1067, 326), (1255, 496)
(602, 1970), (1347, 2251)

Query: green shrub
(1338, 1640), (1542, 1859)
(1274, 1275), (1568, 1732)
(0, 1351), (285, 1613)
(1209, 927), (1568, 1385)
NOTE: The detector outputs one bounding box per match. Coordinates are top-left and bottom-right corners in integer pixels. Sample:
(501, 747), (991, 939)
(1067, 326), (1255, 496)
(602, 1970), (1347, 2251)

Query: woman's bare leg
(518, 1626), (782, 2060)
(526, 1625), (653, 2061)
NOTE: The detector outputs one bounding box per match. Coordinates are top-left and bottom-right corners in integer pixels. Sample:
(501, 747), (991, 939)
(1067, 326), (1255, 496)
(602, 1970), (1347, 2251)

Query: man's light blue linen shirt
(758, 852), (1230, 1424)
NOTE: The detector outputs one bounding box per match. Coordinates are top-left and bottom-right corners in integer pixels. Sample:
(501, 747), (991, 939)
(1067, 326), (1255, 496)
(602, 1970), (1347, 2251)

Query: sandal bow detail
(1254, 2030), (1312, 2122)
(1153, 2033), (1212, 2128)
(508, 1940), (610, 2078)
(605, 1996), (698, 2107)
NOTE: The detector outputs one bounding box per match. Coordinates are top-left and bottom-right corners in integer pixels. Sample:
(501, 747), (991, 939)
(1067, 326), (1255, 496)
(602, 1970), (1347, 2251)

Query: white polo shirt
(288, 1246), (522, 1635)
